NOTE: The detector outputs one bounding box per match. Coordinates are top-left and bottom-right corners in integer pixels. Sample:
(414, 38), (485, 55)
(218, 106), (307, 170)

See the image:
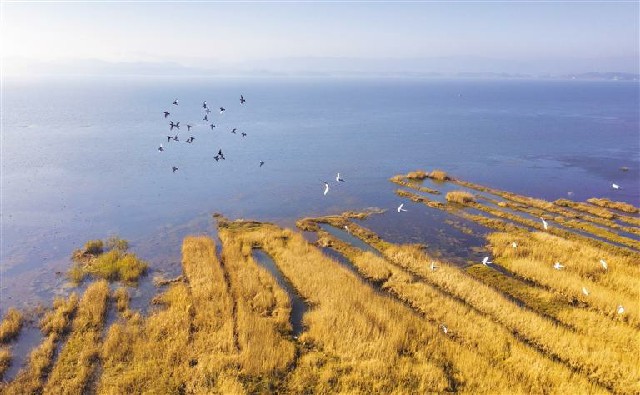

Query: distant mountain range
(4, 56), (638, 80)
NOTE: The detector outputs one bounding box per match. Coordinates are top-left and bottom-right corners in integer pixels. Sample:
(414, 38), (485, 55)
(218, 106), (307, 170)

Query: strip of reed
(43, 281), (109, 394)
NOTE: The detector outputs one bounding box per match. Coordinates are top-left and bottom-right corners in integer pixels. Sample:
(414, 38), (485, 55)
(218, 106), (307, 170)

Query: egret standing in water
(540, 217), (549, 230)
(323, 182), (329, 196)
(612, 183), (620, 190)
(336, 173), (345, 182)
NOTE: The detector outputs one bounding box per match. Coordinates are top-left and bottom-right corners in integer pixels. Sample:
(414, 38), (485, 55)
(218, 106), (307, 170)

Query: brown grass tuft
(0, 308), (23, 344)
(446, 191), (476, 204)
(428, 169), (450, 181)
(587, 198), (639, 214)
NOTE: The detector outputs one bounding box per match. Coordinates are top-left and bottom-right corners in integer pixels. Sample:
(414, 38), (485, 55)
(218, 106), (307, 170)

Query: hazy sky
(2, 1), (639, 73)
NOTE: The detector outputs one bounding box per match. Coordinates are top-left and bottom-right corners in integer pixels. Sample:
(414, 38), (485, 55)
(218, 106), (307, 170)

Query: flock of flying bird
(158, 95), (249, 172)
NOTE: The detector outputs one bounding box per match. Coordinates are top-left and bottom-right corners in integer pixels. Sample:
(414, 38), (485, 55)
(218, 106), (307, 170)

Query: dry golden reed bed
(1, 170), (638, 393)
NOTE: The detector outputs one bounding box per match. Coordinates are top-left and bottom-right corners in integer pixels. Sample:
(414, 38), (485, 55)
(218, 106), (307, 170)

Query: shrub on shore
(446, 191), (476, 204)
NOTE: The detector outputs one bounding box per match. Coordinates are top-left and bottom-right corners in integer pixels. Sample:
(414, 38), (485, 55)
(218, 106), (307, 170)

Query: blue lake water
(2, 76), (639, 311)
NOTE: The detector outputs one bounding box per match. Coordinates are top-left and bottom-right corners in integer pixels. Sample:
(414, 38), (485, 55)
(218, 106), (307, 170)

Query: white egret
(582, 287), (589, 296)
(600, 259), (608, 270)
(612, 183), (620, 190)
(323, 182), (329, 196)
(482, 257), (492, 266)
(553, 262), (564, 270)
(397, 203), (407, 212)
(430, 261), (437, 271)
(512, 242), (517, 248)
(336, 173), (345, 182)
(540, 217), (549, 230)
(617, 305), (625, 314)
(441, 324), (448, 334)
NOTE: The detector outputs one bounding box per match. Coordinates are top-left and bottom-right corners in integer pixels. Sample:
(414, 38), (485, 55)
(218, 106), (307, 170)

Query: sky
(2, 1), (639, 75)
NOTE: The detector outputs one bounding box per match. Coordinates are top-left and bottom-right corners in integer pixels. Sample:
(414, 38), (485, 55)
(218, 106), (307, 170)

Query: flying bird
(187, 124), (193, 131)
(482, 257), (492, 266)
(397, 203), (407, 212)
(202, 101), (208, 109)
(220, 107), (225, 113)
(172, 99), (178, 105)
(240, 95), (246, 104)
(158, 144), (164, 152)
(336, 173), (345, 182)
(231, 128), (237, 134)
(217, 149), (225, 160)
(205, 107), (211, 114)
(172, 166), (178, 173)
(214, 155), (220, 162)
(173, 135), (179, 142)
(163, 111), (170, 118)
(241, 132), (247, 137)
(553, 262), (564, 270)
(169, 121), (180, 130)
(210, 124), (216, 130)
(612, 183), (620, 190)
(540, 217), (549, 230)
(167, 136), (173, 142)
(582, 287), (589, 296)
(259, 161), (265, 167)
(186, 136), (195, 143)
(600, 259), (608, 270)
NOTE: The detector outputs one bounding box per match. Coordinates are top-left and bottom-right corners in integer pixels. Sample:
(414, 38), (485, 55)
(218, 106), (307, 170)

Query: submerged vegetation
(69, 236), (147, 284)
(3, 170), (638, 393)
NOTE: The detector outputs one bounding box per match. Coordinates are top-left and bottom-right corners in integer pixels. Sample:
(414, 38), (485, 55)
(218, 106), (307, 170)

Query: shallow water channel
(251, 249), (308, 337)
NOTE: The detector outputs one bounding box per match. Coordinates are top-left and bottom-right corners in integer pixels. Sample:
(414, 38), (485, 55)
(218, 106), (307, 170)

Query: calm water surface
(2, 77), (638, 311)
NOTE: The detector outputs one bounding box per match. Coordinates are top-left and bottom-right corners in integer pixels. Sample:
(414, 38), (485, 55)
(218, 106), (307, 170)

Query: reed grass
(445, 191), (476, 204)
(229, 219), (532, 394)
(3, 295), (79, 394)
(587, 198), (639, 214)
(428, 169), (450, 181)
(0, 347), (10, 379)
(43, 281), (109, 394)
(0, 308), (23, 344)
(488, 232), (639, 326)
(325, 218), (640, 393)
(315, 228), (600, 394)
(555, 199), (616, 219)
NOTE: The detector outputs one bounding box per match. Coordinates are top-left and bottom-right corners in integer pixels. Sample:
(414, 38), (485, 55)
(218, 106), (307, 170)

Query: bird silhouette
(231, 128), (237, 134)
(186, 136), (195, 143)
(163, 111), (170, 118)
(187, 124), (193, 131)
(167, 136), (173, 142)
(218, 149), (225, 160)
(172, 166), (178, 172)
(158, 145), (164, 152)
(172, 99), (178, 105)
(241, 132), (247, 137)
(240, 95), (246, 104)
(202, 101), (208, 109)
(259, 161), (265, 167)
(210, 124), (216, 130)
(173, 135), (179, 142)
(203, 114), (208, 122)
(220, 107), (226, 113)
(169, 121), (180, 131)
